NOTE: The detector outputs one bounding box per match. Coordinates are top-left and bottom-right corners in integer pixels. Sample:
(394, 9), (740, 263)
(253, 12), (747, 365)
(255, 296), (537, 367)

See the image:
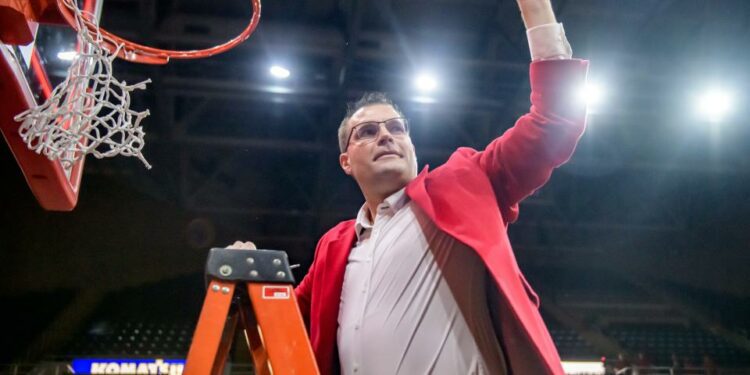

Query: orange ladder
(184, 248), (319, 375)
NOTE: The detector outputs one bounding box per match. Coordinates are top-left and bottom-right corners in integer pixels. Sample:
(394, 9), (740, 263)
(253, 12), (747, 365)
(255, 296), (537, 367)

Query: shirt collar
(354, 188), (409, 239)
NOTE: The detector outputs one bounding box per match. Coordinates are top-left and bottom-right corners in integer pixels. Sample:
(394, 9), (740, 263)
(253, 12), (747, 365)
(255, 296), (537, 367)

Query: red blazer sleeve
(474, 59), (589, 223)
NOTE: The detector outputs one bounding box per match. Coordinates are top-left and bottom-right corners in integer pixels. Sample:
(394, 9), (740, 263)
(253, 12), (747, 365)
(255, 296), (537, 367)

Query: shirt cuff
(527, 22), (573, 61)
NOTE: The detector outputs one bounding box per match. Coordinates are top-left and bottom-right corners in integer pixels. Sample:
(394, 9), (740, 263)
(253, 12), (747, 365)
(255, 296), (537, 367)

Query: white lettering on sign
(87, 359), (184, 374)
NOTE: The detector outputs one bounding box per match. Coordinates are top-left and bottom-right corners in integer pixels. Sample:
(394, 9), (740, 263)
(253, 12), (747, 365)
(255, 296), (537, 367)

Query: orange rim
(57, 0), (261, 65)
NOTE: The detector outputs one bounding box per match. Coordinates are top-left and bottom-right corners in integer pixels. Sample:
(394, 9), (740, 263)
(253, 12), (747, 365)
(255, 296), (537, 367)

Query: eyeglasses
(344, 117), (409, 150)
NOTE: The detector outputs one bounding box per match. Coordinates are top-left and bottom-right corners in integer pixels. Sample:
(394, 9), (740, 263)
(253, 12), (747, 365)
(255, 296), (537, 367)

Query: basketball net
(15, 0), (152, 169)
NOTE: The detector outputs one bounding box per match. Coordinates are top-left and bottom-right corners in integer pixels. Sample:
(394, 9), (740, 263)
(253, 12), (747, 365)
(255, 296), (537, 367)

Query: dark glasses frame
(344, 117), (409, 151)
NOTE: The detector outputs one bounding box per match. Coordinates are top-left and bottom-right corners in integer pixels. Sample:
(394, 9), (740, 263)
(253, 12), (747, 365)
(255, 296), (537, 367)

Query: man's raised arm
(473, 0), (588, 221)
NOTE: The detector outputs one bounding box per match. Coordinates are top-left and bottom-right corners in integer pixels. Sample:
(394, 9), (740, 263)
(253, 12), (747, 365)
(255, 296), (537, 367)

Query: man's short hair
(337, 92), (405, 153)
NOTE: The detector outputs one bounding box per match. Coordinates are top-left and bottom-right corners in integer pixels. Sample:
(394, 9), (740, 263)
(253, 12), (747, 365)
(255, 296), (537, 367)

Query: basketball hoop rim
(56, 0), (262, 65)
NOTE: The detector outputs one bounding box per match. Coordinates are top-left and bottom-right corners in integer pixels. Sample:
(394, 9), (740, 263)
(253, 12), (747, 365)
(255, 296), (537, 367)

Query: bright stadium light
(57, 51), (77, 61)
(577, 81), (605, 109)
(414, 72), (438, 92)
(269, 65), (291, 79)
(697, 88), (733, 123)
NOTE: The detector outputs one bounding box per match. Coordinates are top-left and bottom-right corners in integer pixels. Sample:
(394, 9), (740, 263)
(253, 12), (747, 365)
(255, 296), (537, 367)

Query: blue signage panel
(71, 358), (185, 374)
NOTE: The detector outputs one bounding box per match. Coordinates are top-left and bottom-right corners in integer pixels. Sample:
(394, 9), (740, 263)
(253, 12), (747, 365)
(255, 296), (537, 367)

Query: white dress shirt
(338, 189), (506, 374)
(527, 23), (573, 61)
(337, 23), (572, 375)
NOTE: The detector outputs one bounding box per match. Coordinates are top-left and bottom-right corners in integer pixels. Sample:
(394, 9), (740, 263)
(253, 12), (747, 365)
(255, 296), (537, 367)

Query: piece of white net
(14, 0), (152, 169)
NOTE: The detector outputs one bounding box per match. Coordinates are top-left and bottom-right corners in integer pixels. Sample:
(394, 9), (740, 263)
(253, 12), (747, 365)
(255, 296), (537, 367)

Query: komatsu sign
(71, 358), (185, 374)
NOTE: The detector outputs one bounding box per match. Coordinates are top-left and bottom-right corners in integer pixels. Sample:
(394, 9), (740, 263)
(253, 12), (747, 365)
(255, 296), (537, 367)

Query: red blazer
(295, 59), (589, 375)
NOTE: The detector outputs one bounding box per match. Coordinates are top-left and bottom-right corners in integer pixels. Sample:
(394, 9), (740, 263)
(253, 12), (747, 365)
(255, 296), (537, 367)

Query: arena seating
(604, 323), (750, 367)
(61, 275), (203, 357)
(529, 267), (750, 368)
(52, 272), (750, 371)
(0, 290), (74, 362)
(65, 319), (194, 356)
(548, 327), (600, 360)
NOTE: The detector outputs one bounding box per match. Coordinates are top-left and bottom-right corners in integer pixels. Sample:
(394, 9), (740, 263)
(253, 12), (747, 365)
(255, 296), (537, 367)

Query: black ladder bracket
(205, 248), (295, 284)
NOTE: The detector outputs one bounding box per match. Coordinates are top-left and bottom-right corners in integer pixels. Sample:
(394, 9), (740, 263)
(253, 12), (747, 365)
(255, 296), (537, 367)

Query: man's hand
(517, 0), (557, 29)
(226, 241), (257, 250)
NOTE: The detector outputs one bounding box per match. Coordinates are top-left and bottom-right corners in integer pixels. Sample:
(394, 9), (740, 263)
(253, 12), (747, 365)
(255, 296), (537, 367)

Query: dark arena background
(2, 0), (750, 374)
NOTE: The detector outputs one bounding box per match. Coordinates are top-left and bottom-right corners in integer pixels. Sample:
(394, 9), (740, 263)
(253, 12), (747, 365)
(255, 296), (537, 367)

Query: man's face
(339, 104), (418, 191)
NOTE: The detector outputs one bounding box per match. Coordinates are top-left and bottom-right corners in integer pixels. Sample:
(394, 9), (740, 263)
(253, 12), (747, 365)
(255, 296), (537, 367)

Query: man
(232, 0), (588, 373)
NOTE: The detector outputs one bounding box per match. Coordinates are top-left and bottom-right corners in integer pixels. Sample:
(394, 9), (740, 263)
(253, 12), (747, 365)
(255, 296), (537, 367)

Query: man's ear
(339, 153), (352, 175)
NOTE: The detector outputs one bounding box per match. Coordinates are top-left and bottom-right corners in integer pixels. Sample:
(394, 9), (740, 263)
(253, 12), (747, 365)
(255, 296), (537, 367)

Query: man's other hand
(226, 241), (257, 250)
